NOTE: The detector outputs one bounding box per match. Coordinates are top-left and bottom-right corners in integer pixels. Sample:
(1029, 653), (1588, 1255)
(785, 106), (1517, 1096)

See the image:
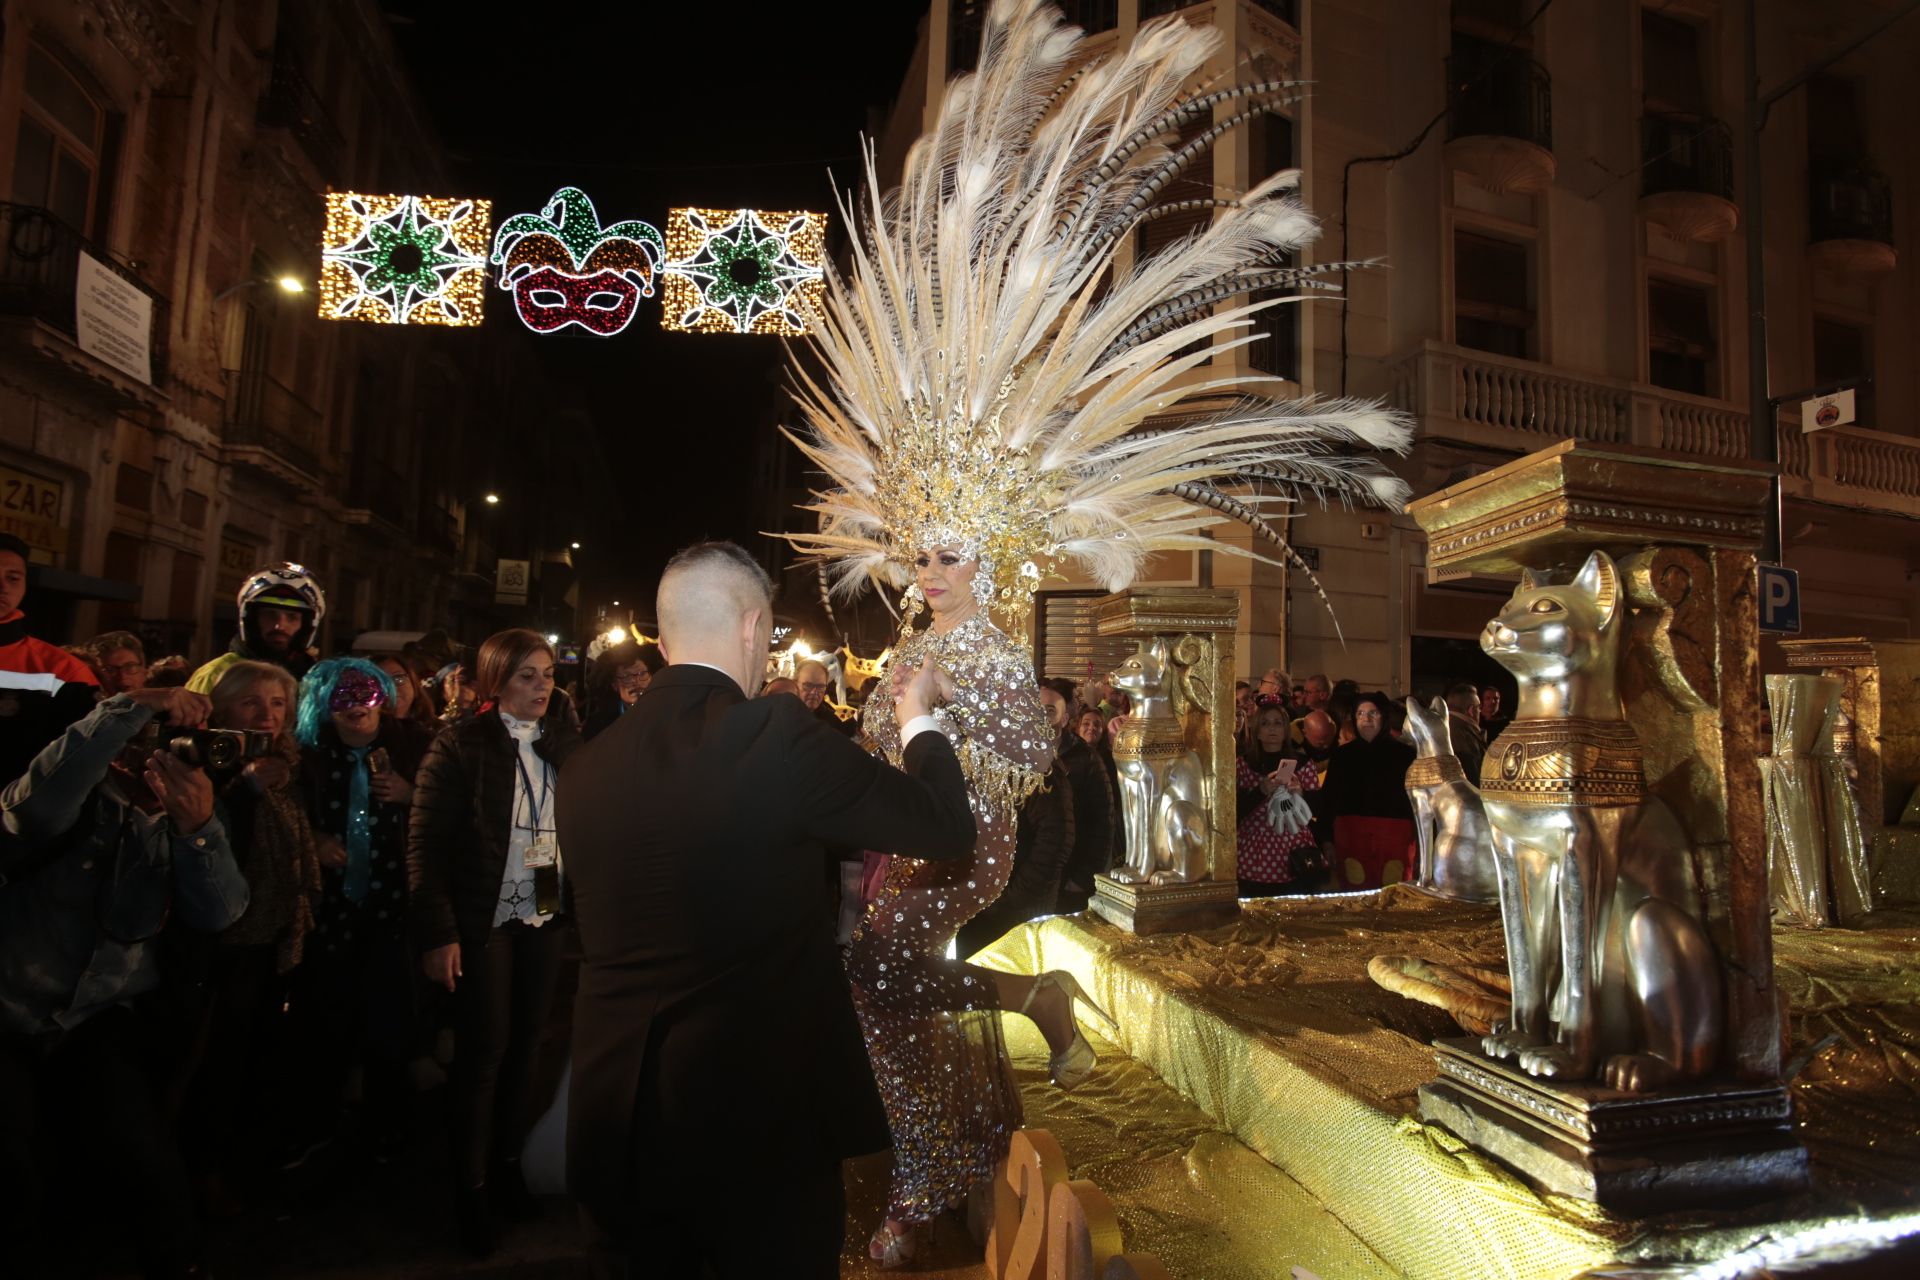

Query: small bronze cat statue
(1401, 696), (1499, 902)
(1478, 550), (1722, 1092)
(1107, 638), (1210, 886)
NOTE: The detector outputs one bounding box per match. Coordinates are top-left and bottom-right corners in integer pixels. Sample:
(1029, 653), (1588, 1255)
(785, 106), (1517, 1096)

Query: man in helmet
(186, 562), (326, 693)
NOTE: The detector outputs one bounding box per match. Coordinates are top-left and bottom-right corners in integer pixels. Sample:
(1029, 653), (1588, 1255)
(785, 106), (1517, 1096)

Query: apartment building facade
(0, 0), (602, 661)
(868, 0), (1920, 691)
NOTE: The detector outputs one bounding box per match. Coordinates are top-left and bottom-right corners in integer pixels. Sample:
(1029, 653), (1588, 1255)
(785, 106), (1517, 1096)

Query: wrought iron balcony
(224, 370), (323, 485)
(258, 48), (344, 177)
(1641, 113), (1733, 201)
(1446, 50), (1552, 150)
(0, 201), (170, 386)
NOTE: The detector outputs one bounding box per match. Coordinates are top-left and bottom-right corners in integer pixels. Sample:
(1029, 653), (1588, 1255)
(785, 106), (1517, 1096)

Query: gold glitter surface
(961, 893), (1920, 1278)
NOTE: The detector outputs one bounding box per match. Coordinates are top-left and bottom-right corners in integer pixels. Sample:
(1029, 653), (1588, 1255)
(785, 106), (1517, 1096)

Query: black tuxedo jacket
(556, 663), (975, 1231)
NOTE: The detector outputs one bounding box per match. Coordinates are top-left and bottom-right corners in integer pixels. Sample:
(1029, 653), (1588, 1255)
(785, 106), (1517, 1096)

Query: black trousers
(287, 925), (419, 1145)
(0, 1005), (201, 1278)
(450, 918), (563, 1188)
(180, 942), (284, 1177)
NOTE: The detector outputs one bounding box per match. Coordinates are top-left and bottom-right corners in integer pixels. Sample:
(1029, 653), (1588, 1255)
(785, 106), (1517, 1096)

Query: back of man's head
(656, 540), (773, 659)
(1444, 682), (1480, 717)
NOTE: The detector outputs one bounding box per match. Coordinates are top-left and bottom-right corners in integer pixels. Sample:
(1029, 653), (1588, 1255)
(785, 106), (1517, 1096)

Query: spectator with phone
(288, 657), (430, 1170)
(1236, 702), (1324, 896)
(0, 685), (248, 1278)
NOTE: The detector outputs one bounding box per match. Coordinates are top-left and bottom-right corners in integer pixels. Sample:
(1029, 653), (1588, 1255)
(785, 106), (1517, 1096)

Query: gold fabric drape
(1766, 675), (1874, 927)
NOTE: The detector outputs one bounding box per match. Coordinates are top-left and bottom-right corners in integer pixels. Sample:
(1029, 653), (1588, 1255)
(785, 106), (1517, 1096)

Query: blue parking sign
(1758, 565), (1800, 634)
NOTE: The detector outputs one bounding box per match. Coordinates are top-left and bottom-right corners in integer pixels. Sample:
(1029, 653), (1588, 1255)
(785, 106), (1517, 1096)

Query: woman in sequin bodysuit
(850, 547), (1107, 1267)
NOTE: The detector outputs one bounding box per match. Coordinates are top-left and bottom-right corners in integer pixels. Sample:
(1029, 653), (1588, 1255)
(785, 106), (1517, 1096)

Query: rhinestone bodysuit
(849, 612), (1052, 1224)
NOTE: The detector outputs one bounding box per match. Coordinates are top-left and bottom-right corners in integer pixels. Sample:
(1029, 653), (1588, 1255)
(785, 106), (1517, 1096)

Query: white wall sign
(1801, 387), (1855, 433)
(495, 558), (530, 605)
(74, 251), (153, 385)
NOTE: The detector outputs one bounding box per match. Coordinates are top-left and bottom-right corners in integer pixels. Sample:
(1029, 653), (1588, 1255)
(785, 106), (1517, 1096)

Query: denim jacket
(0, 696), (249, 1041)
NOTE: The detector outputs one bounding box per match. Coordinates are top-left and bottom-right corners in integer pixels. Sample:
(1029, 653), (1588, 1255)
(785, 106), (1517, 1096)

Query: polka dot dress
(308, 740), (409, 948)
(849, 613), (1053, 1225)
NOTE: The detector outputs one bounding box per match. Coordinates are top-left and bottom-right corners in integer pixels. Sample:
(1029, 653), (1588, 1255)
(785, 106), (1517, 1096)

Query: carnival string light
(660, 207), (826, 335)
(319, 193), (491, 325)
(491, 187), (665, 336)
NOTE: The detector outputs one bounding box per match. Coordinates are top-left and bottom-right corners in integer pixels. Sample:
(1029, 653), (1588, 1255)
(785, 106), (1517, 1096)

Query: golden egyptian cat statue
(1478, 550), (1723, 1092)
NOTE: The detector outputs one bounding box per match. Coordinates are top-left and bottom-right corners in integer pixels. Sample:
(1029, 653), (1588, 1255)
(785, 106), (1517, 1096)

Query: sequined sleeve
(936, 625), (1051, 823)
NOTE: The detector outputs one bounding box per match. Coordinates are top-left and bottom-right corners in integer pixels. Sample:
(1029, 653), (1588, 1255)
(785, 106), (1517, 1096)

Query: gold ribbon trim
(1478, 718), (1646, 807)
(1405, 756), (1468, 788)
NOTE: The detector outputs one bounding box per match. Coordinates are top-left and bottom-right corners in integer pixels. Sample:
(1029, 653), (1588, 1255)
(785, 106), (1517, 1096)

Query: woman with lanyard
(407, 629), (581, 1256)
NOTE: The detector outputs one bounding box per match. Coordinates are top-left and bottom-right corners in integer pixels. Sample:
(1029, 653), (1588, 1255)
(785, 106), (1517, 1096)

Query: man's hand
(423, 942), (462, 992)
(369, 771), (413, 806)
(145, 751), (215, 834)
(314, 834), (347, 869)
(129, 687), (212, 728)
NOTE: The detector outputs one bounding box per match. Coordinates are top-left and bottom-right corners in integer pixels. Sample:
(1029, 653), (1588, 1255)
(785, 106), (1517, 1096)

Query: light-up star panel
(319, 193), (491, 326)
(490, 187), (664, 337)
(660, 207), (826, 336)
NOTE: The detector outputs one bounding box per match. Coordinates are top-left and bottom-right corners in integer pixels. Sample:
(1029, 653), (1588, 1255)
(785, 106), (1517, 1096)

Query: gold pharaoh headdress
(781, 0), (1411, 624)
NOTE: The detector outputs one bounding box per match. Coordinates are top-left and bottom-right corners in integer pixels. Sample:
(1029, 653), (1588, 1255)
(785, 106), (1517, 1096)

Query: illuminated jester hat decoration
(779, 0), (1412, 633)
(490, 187), (665, 335)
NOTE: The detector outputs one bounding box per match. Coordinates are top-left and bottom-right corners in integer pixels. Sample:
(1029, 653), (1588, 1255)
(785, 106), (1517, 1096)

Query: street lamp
(484, 493), (500, 505)
(212, 274), (309, 303)
(570, 541), (581, 549)
(275, 275), (305, 294)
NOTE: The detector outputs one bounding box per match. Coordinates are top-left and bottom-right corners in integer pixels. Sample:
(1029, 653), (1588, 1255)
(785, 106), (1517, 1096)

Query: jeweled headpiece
(780, 0), (1412, 628)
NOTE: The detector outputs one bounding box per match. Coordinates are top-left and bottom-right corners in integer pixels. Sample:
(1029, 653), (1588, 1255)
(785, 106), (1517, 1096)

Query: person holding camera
(288, 657), (429, 1168)
(175, 661), (319, 1206)
(0, 685), (249, 1279)
(407, 629), (581, 1255)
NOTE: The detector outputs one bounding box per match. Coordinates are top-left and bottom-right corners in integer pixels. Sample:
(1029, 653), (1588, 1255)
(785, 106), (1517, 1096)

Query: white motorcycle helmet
(237, 562), (326, 651)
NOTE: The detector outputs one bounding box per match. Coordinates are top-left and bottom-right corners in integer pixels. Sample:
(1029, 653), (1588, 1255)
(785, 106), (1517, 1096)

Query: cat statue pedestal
(1087, 589), (1242, 936)
(1405, 440), (1808, 1211)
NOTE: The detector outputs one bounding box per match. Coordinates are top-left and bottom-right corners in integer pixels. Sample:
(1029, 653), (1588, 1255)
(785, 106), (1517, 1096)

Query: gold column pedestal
(1088, 588), (1242, 935)
(1779, 637), (1920, 906)
(1404, 440), (1805, 1210)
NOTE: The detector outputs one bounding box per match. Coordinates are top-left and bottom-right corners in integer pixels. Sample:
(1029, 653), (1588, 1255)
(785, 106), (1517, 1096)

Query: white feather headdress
(782, 0), (1411, 625)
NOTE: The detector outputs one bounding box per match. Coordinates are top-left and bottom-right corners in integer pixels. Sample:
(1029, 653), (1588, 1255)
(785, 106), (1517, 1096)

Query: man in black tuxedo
(557, 541), (974, 1279)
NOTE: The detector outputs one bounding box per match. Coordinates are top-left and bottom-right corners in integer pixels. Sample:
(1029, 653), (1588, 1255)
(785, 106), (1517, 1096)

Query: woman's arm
(406, 731), (468, 953)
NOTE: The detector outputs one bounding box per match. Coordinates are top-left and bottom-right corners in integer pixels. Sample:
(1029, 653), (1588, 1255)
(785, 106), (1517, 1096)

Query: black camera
(133, 722), (274, 773)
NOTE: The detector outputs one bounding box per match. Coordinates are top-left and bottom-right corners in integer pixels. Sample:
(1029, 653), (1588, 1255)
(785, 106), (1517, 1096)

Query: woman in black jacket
(1312, 691), (1417, 891)
(407, 629), (581, 1255)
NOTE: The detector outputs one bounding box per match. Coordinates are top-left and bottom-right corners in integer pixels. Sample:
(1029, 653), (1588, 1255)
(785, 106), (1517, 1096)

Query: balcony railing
(1446, 50), (1552, 149)
(225, 370), (322, 478)
(258, 48), (344, 177)
(1809, 156), (1893, 246)
(1392, 341), (1920, 521)
(0, 202), (170, 383)
(1642, 113), (1733, 201)
(347, 460), (411, 528)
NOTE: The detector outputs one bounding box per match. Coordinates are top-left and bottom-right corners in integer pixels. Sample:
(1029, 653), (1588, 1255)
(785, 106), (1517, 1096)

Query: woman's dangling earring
(970, 564), (995, 607)
(903, 582), (925, 621)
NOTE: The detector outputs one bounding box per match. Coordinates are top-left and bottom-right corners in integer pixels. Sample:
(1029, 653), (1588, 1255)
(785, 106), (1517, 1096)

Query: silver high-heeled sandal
(1020, 970), (1119, 1090)
(869, 1219), (920, 1269)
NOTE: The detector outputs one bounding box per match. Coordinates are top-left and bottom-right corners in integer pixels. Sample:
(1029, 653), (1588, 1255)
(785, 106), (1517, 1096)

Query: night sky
(383, 2), (927, 625)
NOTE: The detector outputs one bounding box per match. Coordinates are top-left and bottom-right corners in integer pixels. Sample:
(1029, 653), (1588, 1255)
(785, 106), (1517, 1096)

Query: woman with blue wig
(284, 656), (432, 1165)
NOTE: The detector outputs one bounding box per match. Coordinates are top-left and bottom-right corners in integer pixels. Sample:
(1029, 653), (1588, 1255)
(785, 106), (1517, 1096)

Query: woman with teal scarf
(286, 657), (430, 1165)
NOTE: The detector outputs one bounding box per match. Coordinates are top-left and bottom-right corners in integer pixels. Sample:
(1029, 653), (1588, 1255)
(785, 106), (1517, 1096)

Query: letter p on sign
(1758, 565), (1800, 634)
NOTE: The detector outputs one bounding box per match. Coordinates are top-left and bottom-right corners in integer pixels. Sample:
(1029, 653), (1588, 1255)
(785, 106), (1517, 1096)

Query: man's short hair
(86, 630), (145, 664)
(795, 659), (829, 683)
(0, 532), (28, 565)
(1445, 682), (1479, 713)
(1234, 680), (1250, 692)
(1306, 673), (1331, 690)
(656, 540), (774, 641)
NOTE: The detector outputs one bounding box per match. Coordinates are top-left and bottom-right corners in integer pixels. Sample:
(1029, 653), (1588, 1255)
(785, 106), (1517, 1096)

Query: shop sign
(495, 558), (530, 605)
(0, 464), (68, 554)
(218, 537), (258, 584)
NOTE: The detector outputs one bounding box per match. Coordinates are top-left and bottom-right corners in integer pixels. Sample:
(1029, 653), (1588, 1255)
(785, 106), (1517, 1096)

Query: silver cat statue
(1477, 550), (1722, 1092)
(1401, 696), (1499, 903)
(1107, 637), (1210, 886)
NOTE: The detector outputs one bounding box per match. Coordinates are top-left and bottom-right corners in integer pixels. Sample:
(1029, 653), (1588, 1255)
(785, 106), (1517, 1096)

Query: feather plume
(780, 0), (1410, 629)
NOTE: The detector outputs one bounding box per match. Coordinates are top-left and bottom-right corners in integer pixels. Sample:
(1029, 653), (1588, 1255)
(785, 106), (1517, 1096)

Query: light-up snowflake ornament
(319, 193), (491, 326)
(660, 207), (826, 336)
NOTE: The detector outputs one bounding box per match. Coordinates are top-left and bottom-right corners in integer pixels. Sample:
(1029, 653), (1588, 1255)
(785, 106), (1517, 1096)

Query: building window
(10, 44), (110, 236)
(100, 531), (143, 630)
(114, 463), (152, 511)
(1247, 111), (1298, 380)
(1812, 316), (1874, 428)
(1641, 11), (1706, 115)
(1453, 230), (1535, 360)
(180, 490), (209, 529)
(1647, 278), (1717, 397)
